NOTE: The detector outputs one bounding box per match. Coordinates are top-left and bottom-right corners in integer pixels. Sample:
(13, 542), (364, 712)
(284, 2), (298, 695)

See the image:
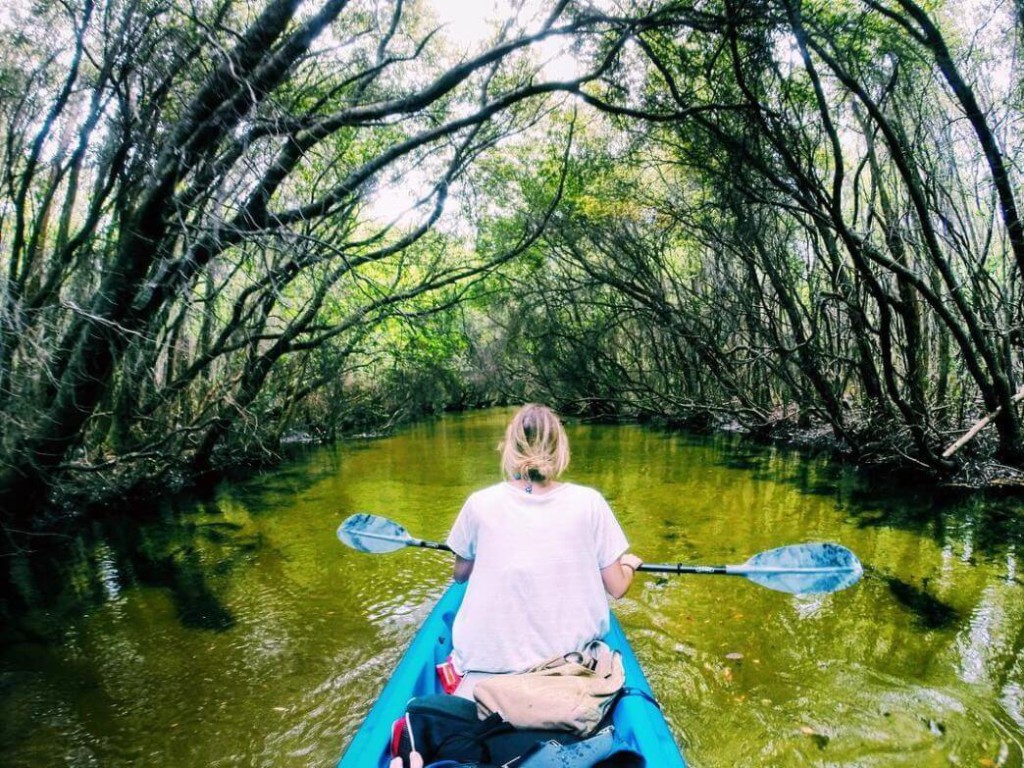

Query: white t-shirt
(446, 481), (629, 674)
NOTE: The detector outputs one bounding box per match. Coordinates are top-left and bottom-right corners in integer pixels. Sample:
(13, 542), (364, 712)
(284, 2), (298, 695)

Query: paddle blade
(337, 513), (413, 553)
(739, 542), (863, 594)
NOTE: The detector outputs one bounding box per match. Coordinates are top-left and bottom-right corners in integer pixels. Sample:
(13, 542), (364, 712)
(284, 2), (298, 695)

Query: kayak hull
(337, 582), (686, 767)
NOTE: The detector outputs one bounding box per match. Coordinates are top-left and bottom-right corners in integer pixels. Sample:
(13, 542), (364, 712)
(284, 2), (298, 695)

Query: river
(2, 409), (1023, 766)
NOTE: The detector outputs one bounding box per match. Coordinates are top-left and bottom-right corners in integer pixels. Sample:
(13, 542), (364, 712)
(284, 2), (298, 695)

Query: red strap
(389, 716), (405, 758)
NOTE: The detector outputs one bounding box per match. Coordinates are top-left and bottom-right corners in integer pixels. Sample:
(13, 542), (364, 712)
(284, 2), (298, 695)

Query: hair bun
(500, 404), (571, 482)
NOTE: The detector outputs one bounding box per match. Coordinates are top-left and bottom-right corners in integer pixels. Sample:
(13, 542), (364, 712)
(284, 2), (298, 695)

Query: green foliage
(2, 0), (1022, 516)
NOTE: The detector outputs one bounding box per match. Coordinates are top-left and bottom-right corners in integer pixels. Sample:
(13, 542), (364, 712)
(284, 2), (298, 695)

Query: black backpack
(391, 694), (643, 768)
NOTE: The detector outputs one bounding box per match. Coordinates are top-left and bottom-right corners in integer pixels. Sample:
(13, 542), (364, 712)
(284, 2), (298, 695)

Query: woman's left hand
(621, 553), (643, 573)
(602, 553), (644, 598)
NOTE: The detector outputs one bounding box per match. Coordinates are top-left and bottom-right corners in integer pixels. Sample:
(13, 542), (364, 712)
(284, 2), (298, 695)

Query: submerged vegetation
(1, 0), (1022, 521)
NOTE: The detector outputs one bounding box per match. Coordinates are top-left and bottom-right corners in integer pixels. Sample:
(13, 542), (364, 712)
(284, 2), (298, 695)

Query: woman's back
(449, 480), (628, 673)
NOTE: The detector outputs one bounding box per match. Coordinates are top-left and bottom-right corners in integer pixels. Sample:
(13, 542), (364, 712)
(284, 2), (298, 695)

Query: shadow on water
(0, 440), (349, 644)
(128, 536), (239, 631)
(875, 572), (962, 630)
(718, 453), (767, 472)
(702, 432), (1024, 561)
(843, 488), (1024, 563)
(1, 505), (264, 644)
(209, 440), (346, 513)
(219, 466), (326, 514)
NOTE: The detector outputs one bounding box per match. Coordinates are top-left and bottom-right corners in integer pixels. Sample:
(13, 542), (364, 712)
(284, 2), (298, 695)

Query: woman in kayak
(445, 402), (643, 698)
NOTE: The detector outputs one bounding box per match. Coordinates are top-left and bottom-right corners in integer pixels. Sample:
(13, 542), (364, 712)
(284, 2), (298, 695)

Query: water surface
(2, 409), (1023, 766)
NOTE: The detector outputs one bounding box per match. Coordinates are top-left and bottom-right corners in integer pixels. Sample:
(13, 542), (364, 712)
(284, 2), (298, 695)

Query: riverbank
(627, 405), (1024, 493)
(4, 401), (1022, 550)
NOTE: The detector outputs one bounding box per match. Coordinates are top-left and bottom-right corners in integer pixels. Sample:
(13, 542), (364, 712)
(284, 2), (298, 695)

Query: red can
(435, 656), (463, 695)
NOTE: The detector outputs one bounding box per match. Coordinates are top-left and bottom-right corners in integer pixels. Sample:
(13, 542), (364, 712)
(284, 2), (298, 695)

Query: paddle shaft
(640, 564), (855, 575)
(641, 563), (730, 575)
(348, 529), (855, 576)
(351, 529), (726, 572)
(345, 528), (451, 552)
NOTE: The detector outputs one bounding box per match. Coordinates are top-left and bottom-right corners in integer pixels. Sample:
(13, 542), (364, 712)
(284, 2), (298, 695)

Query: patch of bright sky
(431, 0), (582, 78)
(947, 0), (1015, 103)
(366, 0), (583, 229)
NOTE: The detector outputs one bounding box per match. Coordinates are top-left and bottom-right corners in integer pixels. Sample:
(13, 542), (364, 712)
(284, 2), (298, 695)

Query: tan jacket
(473, 640), (625, 737)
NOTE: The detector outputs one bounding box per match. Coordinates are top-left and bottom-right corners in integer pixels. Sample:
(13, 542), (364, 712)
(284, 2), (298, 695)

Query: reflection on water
(2, 409), (1024, 767)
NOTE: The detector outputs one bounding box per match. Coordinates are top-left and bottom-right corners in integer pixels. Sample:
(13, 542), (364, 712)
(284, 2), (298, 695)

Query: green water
(2, 409), (1023, 767)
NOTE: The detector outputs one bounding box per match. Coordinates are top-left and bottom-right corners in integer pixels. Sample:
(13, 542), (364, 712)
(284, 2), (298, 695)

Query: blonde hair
(499, 403), (570, 482)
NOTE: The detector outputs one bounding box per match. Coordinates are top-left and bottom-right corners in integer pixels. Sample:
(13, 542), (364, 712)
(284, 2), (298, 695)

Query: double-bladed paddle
(337, 512), (863, 595)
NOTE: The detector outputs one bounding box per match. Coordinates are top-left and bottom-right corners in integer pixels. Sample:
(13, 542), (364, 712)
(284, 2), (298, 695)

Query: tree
(0, 0), (642, 514)
(477, 0), (1022, 472)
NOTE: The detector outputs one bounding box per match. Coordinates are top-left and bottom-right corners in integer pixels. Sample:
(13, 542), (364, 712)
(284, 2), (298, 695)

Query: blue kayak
(337, 582), (686, 767)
